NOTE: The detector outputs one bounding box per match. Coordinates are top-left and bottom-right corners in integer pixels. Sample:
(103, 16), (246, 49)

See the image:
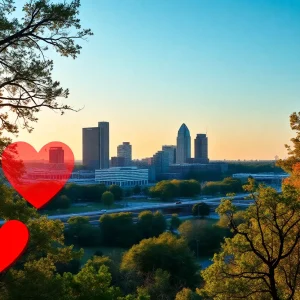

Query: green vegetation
(198, 113), (300, 299)
(121, 232), (201, 300)
(101, 191), (114, 207)
(136, 210), (167, 239)
(0, 3), (298, 297)
(202, 177), (243, 195)
(175, 288), (201, 300)
(80, 246), (128, 265)
(192, 202), (210, 217)
(170, 214), (181, 230)
(226, 161), (284, 175)
(149, 179), (201, 200)
(133, 185), (142, 195)
(109, 184), (123, 200)
(178, 219), (231, 257)
(100, 212), (137, 247)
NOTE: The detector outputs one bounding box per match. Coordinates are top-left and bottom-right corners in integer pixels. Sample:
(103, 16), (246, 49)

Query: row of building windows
(96, 180), (148, 187)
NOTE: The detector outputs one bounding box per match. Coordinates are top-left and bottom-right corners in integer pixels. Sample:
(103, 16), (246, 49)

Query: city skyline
(9, 0), (299, 160)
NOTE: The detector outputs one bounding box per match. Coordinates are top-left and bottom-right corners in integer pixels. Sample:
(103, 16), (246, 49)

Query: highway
(1, 188), (281, 226)
(48, 193), (253, 222)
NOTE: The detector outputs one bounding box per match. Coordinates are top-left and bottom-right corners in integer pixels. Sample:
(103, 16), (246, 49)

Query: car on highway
(175, 201), (182, 204)
(100, 209), (107, 213)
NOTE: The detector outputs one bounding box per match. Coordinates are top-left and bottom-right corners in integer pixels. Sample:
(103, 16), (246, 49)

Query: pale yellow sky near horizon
(10, 106), (294, 162)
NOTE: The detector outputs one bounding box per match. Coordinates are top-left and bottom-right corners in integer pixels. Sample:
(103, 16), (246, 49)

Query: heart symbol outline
(0, 220), (30, 273)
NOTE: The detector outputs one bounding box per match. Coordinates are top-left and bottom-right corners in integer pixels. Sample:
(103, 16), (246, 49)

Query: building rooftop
(178, 123), (190, 137)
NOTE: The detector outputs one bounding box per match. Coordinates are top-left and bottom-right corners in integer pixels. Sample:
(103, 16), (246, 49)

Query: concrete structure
(111, 156), (125, 167)
(117, 142), (132, 166)
(152, 150), (169, 178)
(49, 147), (64, 164)
(168, 163), (228, 179)
(162, 145), (176, 165)
(82, 127), (99, 170)
(194, 134), (209, 163)
(176, 123), (191, 164)
(232, 173), (289, 185)
(132, 158), (152, 168)
(99, 122), (109, 169)
(95, 167), (148, 187)
(82, 122), (109, 170)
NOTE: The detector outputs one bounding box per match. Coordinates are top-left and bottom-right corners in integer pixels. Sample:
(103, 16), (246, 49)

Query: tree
(177, 180), (201, 197)
(175, 288), (201, 300)
(199, 184), (300, 299)
(277, 112), (300, 174)
(121, 232), (200, 299)
(137, 211), (154, 239)
(61, 183), (84, 202)
(178, 219), (229, 258)
(136, 211), (167, 240)
(133, 185), (141, 195)
(61, 257), (122, 300)
(202, 177), (243, 196)
(149, 180), (179, 201)
(152, 211), (167, 237)
(0, 184), (82, 300)
(65, 216), (101, 247)
(199, 113), (300, 299)
(109, 184), (123, 200)
(0, 0), (92, 139)
(170, 214), (181, 230)
(102, 191), (114, 208)
(192, 203), (210, 217)
(141, 269), (173, 300)
(99, 212), (137, 247)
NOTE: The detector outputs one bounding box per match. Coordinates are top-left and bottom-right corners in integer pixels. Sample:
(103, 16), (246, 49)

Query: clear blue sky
(15, 0), (300, 160)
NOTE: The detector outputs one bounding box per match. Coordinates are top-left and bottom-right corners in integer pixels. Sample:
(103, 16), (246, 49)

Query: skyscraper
(117, 142), (132, 166)
(152, 150), (169, 176)
(194, 134), (209, 163)
(82, 127), (99, 170)
(99, 122), (109, 169)
(82, 122), (109, 170)
(162, 145), (176, 165)
(49, 147), (64, 164)
(176, 123), (191, 164)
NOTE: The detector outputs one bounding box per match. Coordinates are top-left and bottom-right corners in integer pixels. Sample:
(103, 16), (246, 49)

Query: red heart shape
(2, 142), (74, 209)
(0, 220), (29, 272)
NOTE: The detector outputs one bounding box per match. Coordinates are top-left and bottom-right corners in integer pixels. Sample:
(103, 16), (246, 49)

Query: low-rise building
(95, 167), (149, 187)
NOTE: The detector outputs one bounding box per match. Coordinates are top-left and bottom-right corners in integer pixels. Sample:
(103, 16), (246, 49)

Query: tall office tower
(176, 123), (191, 164)
(162, 145), (176, 165)
(82, 127), (99, 170)
(152, 150), (169, 174)
(82, 121), (109, 170)
(99, 122), (109, 169)
(194, 134), (209, 163)
(49, 147), (64, 164)
(117, 142), (132, 166)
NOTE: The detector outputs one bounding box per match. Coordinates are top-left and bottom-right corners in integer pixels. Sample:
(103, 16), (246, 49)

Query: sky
(12, 0), (300, 160)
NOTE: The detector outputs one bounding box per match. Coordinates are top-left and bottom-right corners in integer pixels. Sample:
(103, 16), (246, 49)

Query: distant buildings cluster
(80, 121), (225, 185)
